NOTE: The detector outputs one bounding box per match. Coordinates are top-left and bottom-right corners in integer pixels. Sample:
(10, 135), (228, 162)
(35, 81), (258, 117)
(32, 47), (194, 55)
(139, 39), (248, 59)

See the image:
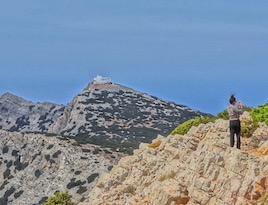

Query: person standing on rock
(227, 94), (243, 149)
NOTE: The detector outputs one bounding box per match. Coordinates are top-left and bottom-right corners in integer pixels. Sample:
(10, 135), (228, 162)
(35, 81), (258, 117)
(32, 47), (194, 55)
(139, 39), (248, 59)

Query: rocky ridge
(0, 92), (64, 133)
(0, 78), (208, 153)
(48, 81), (207, 152)
(0, 130), (125, 205)
(81, 116), (268, 205)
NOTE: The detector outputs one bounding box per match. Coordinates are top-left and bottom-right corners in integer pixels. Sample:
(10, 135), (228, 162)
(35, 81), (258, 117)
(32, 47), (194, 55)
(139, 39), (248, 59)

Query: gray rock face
(48, 82), (207, 152)
(0, 93), (64, 133)
(83, 119), (268, 205)
(0, 130), (124, 205)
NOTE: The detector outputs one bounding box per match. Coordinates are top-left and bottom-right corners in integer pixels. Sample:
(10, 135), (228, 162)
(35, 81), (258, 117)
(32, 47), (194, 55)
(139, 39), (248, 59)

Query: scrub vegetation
(171, 103), (268, 138)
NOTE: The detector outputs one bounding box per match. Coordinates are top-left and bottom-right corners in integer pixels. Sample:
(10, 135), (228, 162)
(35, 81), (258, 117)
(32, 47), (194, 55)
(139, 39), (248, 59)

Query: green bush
(240, 119), (259, 138)
(250, 102), (268, 125)
(237, 102), (268, 138)
(44, 191), (75, 205)
(171, 116), (214, 135)
(171, 105), (256, 137)
(215, 109), (229, 120)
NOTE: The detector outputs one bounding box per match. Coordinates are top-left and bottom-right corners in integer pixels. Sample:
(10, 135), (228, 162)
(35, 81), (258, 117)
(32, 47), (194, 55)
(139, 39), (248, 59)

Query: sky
(0, 1), (268, 115)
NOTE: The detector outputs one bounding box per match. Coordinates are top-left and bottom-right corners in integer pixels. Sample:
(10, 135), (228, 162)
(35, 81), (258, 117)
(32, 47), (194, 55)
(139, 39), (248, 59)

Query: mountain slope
(0, 130), (124, 205)
(0, 93), (64, 132)
(48, 80), (208, 152)
(0, 77), (209, 152)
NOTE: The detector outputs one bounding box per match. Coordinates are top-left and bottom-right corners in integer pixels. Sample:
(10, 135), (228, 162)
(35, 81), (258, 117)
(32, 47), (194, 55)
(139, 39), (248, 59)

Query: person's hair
(229, 94), (236, 104)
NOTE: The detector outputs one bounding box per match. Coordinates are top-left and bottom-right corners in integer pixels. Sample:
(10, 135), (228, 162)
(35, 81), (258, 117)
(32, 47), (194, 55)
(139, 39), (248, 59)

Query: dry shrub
(148, 141), (161, 148)
(158, 171), (176, 182)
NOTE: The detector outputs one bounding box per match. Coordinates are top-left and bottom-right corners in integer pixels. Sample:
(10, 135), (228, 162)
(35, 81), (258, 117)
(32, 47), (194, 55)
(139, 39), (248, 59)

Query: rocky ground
(80, 118), (268, 205)
(0, 130), (125, 205)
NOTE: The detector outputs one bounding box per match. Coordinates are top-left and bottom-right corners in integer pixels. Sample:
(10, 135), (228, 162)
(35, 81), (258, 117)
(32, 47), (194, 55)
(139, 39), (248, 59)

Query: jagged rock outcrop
(0, 92), (64, 132)
(48, 80), (208, 152)
(81, 119), (268, 205)
(248, 124), (268, 150)
(0, 130), (125, 205)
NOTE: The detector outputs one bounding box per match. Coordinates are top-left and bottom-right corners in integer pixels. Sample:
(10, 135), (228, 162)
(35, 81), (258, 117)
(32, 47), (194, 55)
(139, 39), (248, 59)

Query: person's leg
(233, 120), (241, 149)
(230, 121), (235, 147)
(236, 120), (241, 149)
(236, 132), (241, 149)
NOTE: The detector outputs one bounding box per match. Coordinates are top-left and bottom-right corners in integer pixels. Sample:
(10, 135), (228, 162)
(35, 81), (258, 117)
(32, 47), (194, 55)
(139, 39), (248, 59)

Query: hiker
(227, 94), (243, 149)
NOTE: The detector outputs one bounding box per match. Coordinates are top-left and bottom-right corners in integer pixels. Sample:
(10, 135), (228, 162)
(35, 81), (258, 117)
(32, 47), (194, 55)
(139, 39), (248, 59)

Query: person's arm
(233, 106), (243, 114)
(234, 101), (243, 114)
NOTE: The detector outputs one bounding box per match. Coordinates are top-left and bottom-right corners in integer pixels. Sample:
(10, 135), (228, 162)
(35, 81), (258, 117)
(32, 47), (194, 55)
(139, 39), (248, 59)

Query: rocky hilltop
(0, 93), (64, 132)
(48, 77), (207, 152)
(0, 130), (125, 205)
(81, 116), (268, 205)
(0, 76), (208, 153)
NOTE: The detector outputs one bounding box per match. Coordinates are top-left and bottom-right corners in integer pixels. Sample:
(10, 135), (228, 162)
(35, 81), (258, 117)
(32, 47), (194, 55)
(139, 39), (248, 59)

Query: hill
(0, 77), (209, 153)
(0, 92), (64, 132)
(47, 77), (208, 152)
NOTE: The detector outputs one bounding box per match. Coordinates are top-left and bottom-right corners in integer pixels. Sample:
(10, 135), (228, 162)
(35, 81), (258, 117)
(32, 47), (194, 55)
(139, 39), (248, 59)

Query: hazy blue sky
(0, 1), (268, 114)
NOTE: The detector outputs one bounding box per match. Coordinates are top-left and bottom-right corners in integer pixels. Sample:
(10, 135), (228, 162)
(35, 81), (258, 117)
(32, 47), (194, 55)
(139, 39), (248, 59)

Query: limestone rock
(1, 78), (209, 153)
(0, 92), (64, 133)
(0, 130), (124, 205)
(81, 119), (268, 205)
(248, 124), (268, 149)
(47, 80), (208, 151)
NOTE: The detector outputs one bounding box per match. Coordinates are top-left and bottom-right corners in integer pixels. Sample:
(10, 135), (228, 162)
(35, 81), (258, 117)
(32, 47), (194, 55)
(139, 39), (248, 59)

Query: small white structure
(92, 75), (112, 84)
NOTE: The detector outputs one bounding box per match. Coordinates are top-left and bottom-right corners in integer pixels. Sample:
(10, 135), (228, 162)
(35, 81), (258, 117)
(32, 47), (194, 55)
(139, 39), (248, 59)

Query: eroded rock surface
(82, 119), (268, 205)
(0, 130), (124, 205)
(0, 92), (64, 133)
(48, 81), (207, 152)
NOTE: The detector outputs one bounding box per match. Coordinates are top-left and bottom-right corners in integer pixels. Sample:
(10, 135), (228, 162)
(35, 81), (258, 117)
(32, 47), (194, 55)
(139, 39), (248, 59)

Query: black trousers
(229, 120), (241, 149)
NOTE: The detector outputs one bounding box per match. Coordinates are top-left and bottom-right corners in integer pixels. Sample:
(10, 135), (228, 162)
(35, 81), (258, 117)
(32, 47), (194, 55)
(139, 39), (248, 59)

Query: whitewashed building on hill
(92, 75), (112, 84)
